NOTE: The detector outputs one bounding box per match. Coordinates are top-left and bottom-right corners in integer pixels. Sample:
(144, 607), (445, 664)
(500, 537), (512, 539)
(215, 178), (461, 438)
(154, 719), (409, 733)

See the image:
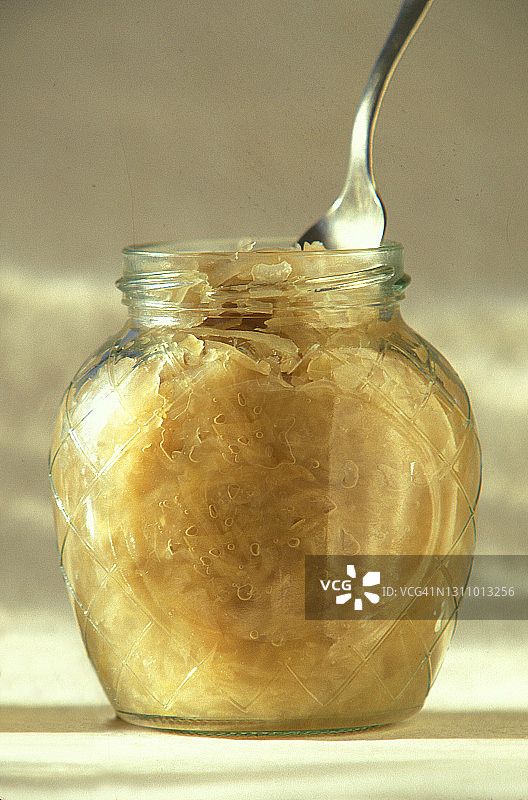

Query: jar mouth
(122, 237), (402, 259)
(118, 238), (409, 322)
(121, 238), (405, 285)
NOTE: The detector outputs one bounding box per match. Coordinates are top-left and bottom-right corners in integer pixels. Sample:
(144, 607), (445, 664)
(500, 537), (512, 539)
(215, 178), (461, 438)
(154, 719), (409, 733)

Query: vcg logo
(320, 564), (381, 610)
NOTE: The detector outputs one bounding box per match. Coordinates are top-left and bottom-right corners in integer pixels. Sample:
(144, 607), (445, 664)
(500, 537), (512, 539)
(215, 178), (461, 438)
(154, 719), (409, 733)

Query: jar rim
(122, 237), (403, 259)
(118, 238), (409, 319)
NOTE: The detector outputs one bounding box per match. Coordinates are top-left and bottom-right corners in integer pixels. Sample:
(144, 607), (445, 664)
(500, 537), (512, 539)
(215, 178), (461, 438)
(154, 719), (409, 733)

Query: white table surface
(1, 613), (527, 800)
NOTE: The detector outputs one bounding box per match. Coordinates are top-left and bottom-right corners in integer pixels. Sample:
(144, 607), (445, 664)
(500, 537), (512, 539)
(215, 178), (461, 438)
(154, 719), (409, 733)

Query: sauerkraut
(50, 243), (480, 731)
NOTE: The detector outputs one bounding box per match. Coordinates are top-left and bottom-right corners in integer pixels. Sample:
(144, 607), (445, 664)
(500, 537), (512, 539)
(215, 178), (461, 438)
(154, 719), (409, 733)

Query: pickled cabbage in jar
(50, 242), (480, 731)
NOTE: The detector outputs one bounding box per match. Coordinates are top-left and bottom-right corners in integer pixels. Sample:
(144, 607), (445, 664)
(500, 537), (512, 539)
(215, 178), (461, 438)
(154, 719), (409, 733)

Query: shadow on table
(0, 705), (526, 738)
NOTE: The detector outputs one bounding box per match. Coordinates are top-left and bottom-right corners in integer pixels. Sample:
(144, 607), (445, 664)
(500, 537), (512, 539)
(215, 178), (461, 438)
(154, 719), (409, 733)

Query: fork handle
(346, 0), (435, 189)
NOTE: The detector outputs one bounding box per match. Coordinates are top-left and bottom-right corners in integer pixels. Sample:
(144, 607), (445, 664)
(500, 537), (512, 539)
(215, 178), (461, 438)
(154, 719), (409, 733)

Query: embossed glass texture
(49, 241), (481, 734)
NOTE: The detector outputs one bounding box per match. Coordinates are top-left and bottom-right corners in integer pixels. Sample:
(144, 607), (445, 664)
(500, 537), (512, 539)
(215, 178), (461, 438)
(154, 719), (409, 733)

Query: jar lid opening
(122, 237), (403, 259)
(120, 238), (405, 286)
(118, 238), (408, 320)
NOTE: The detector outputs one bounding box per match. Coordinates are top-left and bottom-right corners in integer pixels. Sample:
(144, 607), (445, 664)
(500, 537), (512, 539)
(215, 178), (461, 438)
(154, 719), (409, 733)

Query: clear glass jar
(49, 239), (481, 734)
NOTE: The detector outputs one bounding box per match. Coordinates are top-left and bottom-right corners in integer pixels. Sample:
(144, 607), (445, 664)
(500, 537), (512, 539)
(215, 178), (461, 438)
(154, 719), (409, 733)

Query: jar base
(115, 704), (423, 736)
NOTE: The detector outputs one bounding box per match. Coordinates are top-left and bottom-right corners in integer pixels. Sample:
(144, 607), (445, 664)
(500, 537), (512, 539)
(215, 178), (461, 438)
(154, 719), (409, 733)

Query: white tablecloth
(1, 615), (527, 799)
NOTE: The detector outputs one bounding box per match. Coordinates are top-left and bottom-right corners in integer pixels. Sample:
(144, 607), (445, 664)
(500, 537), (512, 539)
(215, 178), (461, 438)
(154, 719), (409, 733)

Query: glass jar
(49, 239), (481, 734)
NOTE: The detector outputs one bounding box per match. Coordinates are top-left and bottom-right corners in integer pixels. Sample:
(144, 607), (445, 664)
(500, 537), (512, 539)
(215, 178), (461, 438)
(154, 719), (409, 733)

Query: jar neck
(116, 239), (409, 328)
